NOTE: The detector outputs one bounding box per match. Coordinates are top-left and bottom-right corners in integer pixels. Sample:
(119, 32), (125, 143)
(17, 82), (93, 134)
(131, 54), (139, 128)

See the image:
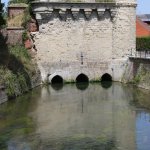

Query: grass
(7, 13), (24, 27)
(0, 45), (36, 97)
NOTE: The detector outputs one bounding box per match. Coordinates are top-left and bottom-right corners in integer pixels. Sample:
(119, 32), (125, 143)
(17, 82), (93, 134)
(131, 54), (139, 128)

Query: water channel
(0, 82), (150, 150)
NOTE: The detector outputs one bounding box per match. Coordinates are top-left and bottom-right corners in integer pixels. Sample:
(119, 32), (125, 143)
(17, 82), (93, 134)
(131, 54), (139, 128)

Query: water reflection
(35, 83), (135, 150)
(76, 82), (89, 91)
(0, 83), (150, 150)
(51, 83), (63, 91)
(101, 81), (112, 89)
(136, 111), (150, 150)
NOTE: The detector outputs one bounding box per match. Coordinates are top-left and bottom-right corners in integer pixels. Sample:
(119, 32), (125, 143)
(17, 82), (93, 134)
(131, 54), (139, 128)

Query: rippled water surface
(0, 83), (150, 150)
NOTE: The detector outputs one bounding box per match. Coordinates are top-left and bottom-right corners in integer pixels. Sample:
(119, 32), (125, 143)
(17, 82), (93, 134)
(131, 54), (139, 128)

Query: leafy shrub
(136, 37), (150, 51)
(0, 45), (35, 97)
(22, 31), (29, 42)
(0, 2), (6, 28)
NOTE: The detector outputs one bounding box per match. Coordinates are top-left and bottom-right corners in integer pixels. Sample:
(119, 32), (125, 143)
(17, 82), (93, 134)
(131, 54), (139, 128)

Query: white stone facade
(31, 1), (136, 83)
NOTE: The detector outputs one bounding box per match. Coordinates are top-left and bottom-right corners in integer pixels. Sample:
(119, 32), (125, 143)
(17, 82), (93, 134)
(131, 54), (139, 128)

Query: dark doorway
(101, 73), (112, 82)
(51, 75), (63, 84)
(76, 74), (89, 83)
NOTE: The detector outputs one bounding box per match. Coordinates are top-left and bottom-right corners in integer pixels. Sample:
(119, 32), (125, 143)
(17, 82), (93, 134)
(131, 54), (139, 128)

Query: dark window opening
(101, 73), (112, 82)
(51, 75), (63, 84)
(76, 74), (89, 83)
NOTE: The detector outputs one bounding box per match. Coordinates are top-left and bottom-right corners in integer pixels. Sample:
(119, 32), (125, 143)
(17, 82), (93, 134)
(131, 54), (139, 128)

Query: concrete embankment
(123, 58), (150, 90)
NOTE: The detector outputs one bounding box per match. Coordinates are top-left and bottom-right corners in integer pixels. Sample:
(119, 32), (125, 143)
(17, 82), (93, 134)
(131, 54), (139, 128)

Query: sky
(1, 0), (150, 15)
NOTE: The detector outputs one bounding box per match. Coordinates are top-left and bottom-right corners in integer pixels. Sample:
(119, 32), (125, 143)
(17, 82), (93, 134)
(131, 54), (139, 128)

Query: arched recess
(76, 73), (89, 83)
(51, 75), (63, 84)
(101, 73), (112, 82)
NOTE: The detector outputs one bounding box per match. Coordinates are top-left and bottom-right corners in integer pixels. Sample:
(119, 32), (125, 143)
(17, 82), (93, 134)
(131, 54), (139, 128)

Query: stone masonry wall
(32, 1), (136, 83)
(7, 27), (24, 45)
(8, 7), (25, 18)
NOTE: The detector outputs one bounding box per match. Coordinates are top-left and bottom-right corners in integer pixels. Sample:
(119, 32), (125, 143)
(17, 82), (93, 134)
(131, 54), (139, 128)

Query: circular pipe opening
(101, 73), (112, 82)
(76, 74), (89, 83)
(51, 75), (63, 84)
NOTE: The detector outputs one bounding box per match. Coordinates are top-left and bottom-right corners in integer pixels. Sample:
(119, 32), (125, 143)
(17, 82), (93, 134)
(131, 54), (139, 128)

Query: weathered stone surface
(31, 1), (136, 82)
(28, 19), (38, 32)
(24, 39), (33, 49)
(7, 27), (24, 45)
(123, 58), (150, 90)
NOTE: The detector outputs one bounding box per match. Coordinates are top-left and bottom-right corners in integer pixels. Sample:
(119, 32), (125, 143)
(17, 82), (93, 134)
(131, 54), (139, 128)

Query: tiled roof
(136, 17), (150, 37)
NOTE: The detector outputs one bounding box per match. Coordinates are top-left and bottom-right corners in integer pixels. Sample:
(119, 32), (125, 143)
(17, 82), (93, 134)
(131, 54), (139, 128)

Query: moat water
(0, 83), (150, 150)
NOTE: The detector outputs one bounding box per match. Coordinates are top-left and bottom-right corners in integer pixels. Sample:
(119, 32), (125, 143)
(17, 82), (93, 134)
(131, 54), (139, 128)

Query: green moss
(131, 66), (149, 85)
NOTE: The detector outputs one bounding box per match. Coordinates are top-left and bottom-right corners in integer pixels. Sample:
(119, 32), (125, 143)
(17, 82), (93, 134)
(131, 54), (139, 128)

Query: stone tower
(31, 0), (137, 82)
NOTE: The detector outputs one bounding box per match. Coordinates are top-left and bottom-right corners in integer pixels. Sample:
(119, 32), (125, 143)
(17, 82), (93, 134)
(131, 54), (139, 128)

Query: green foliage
(136, 37), (150, 51)
(132, 75), (141, 84)
(22, 7), (31, 28)
(9, 45), (31, 61)
(132, 67), (148, 85)
(0, 2), (6, 28)
(22, 31), (29, 42)
(0, 68), (17, 96)
(0, 45), (36, 97)
(0, 67), (30, 97)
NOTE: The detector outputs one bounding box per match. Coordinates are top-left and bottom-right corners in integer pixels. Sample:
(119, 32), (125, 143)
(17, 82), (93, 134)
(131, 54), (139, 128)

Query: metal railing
(130, 50), (150, 59)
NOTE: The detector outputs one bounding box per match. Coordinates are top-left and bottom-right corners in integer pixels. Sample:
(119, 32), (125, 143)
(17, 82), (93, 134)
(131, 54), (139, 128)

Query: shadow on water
(0, 87), (41, 149)
(101, 81), (112, 89)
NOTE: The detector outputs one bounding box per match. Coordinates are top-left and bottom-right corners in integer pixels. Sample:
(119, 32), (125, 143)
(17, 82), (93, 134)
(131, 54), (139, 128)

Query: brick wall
(8, 7), (26, 18)
(7, 27), (24, 45)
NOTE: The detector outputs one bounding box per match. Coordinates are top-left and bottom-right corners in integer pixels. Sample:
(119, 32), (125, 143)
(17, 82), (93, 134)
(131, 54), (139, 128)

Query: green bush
(22, 31), (29, 42)
(136, 37), (150, 51)
(0, 2), (6, 28)
(0, 45), (36, 97)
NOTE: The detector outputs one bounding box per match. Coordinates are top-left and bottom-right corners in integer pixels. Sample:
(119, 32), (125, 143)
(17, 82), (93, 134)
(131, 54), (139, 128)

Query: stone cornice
(31, 2), (137, 9)
(32, 2), (136, 21)
(31, 2), (136, 16)
(32, 2), (117, 20)
(32, 2), (116, 11)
